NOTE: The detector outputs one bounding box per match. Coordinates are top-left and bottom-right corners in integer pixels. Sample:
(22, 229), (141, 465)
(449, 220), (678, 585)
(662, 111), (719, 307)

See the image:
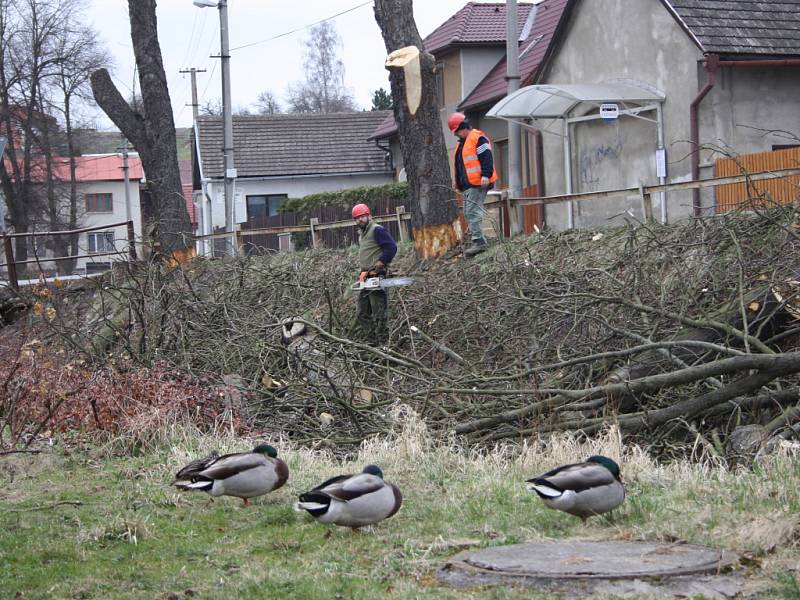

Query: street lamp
(194, 0), (236, 255)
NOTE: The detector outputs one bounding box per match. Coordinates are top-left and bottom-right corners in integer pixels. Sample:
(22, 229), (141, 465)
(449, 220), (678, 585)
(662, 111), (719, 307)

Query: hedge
(279, 182), (409, 214)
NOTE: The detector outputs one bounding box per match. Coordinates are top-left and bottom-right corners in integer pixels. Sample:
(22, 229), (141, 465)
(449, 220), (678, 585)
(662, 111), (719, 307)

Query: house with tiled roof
(70, 154), (145, 274)
(369, 0), (571, 231)
(519, 0), (800, 230)
(194, 111), (393, 244)
(0, 153), (145, 276)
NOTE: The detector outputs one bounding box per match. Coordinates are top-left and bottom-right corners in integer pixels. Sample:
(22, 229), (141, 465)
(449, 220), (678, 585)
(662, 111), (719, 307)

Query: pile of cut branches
(11, 203), (800, 455)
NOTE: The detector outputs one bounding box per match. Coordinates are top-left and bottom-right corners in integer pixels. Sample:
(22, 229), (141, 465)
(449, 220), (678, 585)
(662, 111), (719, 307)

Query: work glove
(367, 261), (386, 278)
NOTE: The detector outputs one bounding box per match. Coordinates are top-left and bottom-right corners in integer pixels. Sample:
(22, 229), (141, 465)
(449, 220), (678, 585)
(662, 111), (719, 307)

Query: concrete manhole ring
(439, 540), (741, 595)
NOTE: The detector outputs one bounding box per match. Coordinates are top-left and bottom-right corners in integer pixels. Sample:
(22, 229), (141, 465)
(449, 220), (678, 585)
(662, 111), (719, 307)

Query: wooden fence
(3, 168), (798, 289)
(715, 148), (800, 212)
(496, 167), (800, 232)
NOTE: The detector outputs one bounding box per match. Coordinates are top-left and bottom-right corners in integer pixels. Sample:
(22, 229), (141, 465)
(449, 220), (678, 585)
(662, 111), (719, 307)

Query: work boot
(464, 238), (488, 258)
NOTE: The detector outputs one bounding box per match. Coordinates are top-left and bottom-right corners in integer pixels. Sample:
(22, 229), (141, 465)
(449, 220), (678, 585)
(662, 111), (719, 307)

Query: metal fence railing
(1, 220), (136, 291)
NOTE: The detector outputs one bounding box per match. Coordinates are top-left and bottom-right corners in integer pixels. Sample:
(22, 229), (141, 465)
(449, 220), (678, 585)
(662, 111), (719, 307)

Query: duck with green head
(526, 455), (625, 521)
(172, 443), (289, 506)
(296, 464), (402, 529)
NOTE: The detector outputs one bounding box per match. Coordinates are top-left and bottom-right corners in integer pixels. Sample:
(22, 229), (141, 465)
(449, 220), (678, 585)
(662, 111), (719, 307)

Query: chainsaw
(351, 276), (415, 292)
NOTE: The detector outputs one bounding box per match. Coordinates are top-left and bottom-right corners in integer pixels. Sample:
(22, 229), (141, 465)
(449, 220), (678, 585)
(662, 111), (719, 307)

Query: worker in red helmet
(352, 203), (397, 345)
(449, 112), (498, 257)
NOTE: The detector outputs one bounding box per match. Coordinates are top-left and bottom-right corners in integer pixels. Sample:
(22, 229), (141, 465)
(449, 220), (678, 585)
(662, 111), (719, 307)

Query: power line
(229, 1), (372, 52)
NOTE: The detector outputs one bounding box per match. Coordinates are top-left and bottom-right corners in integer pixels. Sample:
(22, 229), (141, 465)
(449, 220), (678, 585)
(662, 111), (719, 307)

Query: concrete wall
(77, 179), (143, 273)
(537, 0), (800, 230)
(539, 0), (703, 230)
(699, 65), (800, 210)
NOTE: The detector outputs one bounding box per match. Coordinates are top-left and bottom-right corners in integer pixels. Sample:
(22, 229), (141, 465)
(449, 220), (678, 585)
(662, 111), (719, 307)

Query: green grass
(2, 421), (799, 599)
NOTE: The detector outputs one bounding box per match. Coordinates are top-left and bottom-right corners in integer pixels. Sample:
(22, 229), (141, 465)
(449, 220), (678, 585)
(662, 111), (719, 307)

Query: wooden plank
(510, 168), (800, 208)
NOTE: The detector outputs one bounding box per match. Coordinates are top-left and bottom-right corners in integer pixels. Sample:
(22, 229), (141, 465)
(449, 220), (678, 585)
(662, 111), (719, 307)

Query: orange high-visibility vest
(456, 128), (498, 186)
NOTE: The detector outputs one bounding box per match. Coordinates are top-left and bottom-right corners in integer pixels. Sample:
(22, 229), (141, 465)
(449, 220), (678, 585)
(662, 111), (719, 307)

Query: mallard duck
(172, 444), (289, 506)
(296, 464), (402, 529)
(526, 455), (625, 521)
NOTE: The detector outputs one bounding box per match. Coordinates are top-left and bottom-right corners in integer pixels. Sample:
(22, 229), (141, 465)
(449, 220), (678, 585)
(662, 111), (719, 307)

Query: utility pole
(194, 0), (236, 255)
(181, 66), (208, 256)
(180, 67), (207, 122)
(506, 0), (523, 235)
(120, 139), (132, 223)
(219, 0), (236, 255)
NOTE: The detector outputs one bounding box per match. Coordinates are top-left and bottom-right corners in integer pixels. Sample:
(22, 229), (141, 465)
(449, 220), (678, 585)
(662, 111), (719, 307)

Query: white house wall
(75, 179), (142, 273)
(205, 173), (394, 227)
(539, 0), (703, 230)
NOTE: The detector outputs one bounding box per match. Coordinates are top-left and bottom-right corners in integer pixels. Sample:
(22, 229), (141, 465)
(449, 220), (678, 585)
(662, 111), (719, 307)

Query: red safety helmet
(351, 203), (371, 219)
(447, 112), (467, 133)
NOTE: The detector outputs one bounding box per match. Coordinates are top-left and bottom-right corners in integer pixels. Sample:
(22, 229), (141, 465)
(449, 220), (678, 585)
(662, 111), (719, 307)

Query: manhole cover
(439, 540), (741, 597)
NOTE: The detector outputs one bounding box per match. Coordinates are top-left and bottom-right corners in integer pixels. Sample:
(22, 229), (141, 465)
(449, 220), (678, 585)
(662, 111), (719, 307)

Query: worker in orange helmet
(352, 203), (397, 345)
(448, 112), (498, 257)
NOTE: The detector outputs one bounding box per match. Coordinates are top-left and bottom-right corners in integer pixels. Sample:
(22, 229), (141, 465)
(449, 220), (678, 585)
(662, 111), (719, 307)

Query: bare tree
(0, 0), (106, 272)
(374, 0), (458, 258)
(254, 90), (281, 115)
(200, 97), (255, 117)
(91, 0), (191, 257)
(286, 22), (357, 114)
(45, 18), (110, 273)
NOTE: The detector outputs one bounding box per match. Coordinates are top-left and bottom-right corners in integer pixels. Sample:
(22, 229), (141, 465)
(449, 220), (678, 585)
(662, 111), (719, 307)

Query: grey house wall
(537, 0), (800, 230)
(539, 0), (703, 230)
(700, 65), (800, 211)
(460, 47), (506, 99)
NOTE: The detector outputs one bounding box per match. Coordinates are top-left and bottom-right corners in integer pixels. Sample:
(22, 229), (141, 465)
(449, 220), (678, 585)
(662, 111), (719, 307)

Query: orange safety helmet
(447, 112), (467, 133)
(351, 203), (371, 219)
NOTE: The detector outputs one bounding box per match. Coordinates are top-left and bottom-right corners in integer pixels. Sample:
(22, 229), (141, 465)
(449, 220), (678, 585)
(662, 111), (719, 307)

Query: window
(87, 231), (115, 254)
(246, 194), (286, 222)
(85, 193), (113, 212)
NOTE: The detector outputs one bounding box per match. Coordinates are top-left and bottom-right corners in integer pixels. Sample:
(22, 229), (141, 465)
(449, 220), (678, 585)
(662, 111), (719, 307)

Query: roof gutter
(689, 53), (718, 216)
(690, 55), (800, 216)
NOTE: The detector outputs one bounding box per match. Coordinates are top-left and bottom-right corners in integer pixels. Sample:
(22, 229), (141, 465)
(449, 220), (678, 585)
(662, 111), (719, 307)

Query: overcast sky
(85, 0), (476, 130)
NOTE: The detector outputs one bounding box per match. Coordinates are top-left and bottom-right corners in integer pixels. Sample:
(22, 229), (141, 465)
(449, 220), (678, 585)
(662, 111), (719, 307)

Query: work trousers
(357, 289), (388, 345)
(463, 186), (488, 242)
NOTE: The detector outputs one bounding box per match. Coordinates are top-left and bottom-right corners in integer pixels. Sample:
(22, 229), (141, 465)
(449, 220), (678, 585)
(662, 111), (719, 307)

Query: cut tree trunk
(90, 0), (190, 257)
(607, 283), (797, 385)
(374, 0), (460, 258)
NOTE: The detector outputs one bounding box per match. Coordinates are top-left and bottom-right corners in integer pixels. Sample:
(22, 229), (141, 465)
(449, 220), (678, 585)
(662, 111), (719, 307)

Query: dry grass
(3, 407), (800, 598)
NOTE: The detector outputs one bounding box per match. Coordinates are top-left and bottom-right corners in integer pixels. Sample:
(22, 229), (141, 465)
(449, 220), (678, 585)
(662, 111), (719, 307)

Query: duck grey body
(297, 465), (402, 528)
(527, 455), (625, 520)
(173, 444), (289, 505)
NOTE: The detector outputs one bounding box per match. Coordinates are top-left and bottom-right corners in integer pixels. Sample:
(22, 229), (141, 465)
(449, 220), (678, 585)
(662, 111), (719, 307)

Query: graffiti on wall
(578, 134), (624, 188)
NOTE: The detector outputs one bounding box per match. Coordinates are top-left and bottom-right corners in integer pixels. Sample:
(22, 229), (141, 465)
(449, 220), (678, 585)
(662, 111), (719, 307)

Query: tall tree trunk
(373, 0), (460, 258)
(90, 0), (190, 257)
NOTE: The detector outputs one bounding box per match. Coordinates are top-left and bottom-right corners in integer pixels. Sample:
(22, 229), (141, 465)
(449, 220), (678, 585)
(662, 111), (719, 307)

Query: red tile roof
(178, 159), (197, 226)
(4, 154), (144, 182)
(423, 2), (535, 54)
(460, 0), (569, 110)
(183, 182), (197, 226)
(368, 112), (398, 141)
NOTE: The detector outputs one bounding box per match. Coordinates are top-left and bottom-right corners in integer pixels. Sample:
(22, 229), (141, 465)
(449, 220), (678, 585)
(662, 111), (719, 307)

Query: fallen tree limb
(455, 351), (800, 435)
